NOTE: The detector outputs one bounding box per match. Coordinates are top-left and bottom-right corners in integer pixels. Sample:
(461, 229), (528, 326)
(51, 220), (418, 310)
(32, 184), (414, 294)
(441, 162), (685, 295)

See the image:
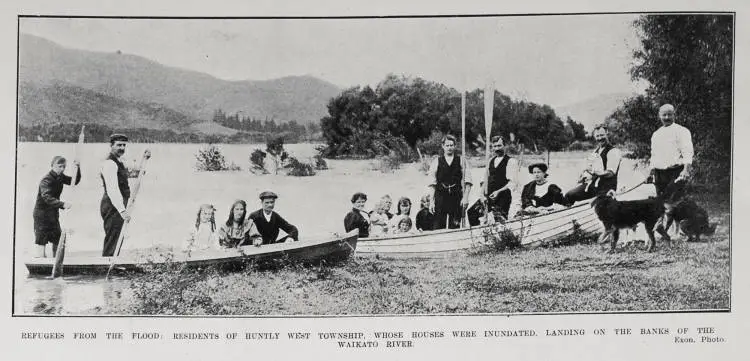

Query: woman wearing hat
(33, 156), (81, 257)
(519, 163), (570, 216)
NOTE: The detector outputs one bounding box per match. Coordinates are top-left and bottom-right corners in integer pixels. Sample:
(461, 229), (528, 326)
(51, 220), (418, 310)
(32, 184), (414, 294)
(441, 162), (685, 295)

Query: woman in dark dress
(344, 192), (370, 238)
(33, 156), (81, 258)
(519, 163), (571, 216)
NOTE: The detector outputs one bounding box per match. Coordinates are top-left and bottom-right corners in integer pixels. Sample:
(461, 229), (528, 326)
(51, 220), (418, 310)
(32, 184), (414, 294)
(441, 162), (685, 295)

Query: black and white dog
(592, 190), (671, 252)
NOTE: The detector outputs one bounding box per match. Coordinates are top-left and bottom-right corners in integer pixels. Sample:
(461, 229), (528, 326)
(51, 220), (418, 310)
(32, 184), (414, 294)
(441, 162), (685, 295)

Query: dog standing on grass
(592, 190), (671, 253)
(666, 199), (717, 242)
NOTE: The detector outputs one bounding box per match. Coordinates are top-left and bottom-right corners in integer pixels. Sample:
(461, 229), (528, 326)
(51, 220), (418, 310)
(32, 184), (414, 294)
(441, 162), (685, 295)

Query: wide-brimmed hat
(259, 191), (278, 200)
(528, 162), (548, 174)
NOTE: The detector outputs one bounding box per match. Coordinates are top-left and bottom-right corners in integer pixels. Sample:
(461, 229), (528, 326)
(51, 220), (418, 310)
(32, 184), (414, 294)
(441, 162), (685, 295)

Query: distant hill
(19, 34), (341, 124)
(555, 92), (634, 132)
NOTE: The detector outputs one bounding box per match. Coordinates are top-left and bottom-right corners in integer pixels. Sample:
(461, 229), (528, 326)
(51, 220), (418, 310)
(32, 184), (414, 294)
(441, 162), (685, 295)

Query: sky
(19, 15), (646, 108)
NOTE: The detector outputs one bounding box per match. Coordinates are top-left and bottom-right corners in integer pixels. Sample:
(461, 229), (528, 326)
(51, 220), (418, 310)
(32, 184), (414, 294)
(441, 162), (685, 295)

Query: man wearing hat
(247, 191), (299, 245)
(99, 134), (150, 256)
(33, 156), (81, 258)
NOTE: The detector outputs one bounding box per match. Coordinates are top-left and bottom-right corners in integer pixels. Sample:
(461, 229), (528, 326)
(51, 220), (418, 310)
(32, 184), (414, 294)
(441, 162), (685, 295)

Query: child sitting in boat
(369, 197), (392, 236)
(389, 197), (413, 233)
(415, 194), (435, 232)
(393, 216), (415, 234)
(184, 204), (219, 251)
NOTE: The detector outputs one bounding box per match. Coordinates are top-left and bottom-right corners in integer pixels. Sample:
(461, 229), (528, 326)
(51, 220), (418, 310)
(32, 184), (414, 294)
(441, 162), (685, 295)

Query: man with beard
(99, 134), (150, 256)
(482, 136), (519, 221)
(428, 134), (472, 229)
(247, 191), (299, 244)
(564, 125), (622, 204)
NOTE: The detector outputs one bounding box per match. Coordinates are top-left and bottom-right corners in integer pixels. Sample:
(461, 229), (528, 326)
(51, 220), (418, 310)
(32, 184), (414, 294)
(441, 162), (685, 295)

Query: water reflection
(22, 274), (131, 315)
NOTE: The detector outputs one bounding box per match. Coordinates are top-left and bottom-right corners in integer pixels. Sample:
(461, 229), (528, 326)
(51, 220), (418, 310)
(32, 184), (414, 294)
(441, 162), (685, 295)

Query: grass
(107, 201), (730, 315)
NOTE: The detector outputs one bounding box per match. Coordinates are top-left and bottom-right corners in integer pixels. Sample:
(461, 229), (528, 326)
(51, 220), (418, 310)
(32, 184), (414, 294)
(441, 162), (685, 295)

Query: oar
(460, 90), (467, 228)
(105, 149), (151, 280)
(51, 125), (85, 278)
(483, 82), (495, 225)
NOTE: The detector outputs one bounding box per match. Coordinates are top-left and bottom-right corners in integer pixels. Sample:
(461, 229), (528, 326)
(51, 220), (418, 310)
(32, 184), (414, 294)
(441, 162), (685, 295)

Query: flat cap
(109, 133), (129, 143)
(259, 191), (278, 200)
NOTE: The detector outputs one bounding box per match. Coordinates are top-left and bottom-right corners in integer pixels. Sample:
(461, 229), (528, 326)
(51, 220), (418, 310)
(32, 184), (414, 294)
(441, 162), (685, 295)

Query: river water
(14, 142), (650, 314)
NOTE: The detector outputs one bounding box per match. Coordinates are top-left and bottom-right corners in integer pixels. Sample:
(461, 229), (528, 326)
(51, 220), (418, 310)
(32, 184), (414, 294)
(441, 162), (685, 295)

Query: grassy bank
(105, 198), (730, 315)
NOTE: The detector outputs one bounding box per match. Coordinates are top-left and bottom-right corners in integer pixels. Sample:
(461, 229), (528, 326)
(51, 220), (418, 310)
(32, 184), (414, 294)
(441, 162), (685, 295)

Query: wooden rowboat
(25, 231), (359, 276)
(357, 184), (649, 256)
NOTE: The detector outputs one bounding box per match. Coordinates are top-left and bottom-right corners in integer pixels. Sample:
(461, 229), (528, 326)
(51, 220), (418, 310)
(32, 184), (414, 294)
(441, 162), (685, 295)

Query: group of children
(359, 194), (436, 237)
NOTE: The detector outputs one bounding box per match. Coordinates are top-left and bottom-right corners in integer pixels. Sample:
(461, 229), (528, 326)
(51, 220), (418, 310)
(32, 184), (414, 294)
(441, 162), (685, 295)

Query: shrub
(126, 254), (228, 315)
(416, 131), (446, 157)
(195, 144), (239, 171)
(313, 153), (328, 170)
(371, 152), (403, 173)
(469, 221), (527, 255)
(567, 140), (596, 151)
(285, 156), (316, 177)
(249, 149), (269, 174)
(542, 220), (601, 248)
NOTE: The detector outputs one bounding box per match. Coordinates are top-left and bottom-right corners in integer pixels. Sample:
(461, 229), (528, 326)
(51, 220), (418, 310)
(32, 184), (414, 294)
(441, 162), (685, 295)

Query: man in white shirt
(649, 104), (694, 201)
(99, 134), (150, 256)
(564, 125), (622, 204)
(428, 135), (472, 229)
(482, 136), (518, 221)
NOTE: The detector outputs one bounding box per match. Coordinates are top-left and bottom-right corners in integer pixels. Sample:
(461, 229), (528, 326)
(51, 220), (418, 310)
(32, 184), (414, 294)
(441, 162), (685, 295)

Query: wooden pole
(106, 149), (151, 280)
(51, 125), (85, 278)
(460, 91), (467, 228)
(483, 83), (495, 224)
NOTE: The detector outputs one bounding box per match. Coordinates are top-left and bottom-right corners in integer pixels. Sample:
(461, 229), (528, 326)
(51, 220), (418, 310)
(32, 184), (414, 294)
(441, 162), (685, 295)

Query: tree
(611, 15), (732, 189)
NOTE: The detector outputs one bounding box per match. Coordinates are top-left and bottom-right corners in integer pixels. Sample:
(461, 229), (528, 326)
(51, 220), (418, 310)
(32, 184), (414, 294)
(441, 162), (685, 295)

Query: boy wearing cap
(247, 191), (299, 245)
(33, 156), (81, 257)
(99, 134), (151, 256)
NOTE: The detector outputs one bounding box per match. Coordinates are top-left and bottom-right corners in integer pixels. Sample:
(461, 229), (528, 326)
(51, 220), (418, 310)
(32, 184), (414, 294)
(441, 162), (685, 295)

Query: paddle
(483, 82), (495, 225)
(105, 149), (151, 280)
(51, 126), (85, 278)
(460, 90), (467, 228)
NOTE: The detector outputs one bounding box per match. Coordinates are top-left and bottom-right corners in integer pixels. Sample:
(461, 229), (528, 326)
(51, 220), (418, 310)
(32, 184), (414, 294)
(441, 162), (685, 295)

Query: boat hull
(357, 184), (653, 256)
(25, 232), (358, 276)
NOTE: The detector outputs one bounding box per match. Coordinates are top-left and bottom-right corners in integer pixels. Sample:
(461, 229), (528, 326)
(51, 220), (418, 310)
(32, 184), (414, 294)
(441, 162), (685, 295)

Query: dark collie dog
(666, 199), (717, 242)
(591, 190), (671, 252)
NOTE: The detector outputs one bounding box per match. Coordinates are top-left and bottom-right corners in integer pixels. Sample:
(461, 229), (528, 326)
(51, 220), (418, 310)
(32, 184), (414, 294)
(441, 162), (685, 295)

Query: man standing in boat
(564, 124), (622, 204)
(99, 134), (150, 257)
(483, 136), (518, 221)
(247, 191), (299, 244)
(428, 134), (473, 229)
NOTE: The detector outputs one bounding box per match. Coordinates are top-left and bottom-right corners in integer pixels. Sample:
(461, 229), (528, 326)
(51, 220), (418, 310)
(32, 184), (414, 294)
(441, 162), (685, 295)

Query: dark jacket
(344, 209), (370, 238)
(247, 209), (299, 244)
(33, 168), (81, 232)
(521, 181), (570, 209)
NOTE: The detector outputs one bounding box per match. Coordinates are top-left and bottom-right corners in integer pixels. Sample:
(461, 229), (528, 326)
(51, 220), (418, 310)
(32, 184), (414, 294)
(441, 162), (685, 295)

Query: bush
(416, 131), (446, 157)
(126, 254), (228, 315)
(285, 156), (316, 177)
(567, 140), (596, 152)
(195, 144), (240, 171)
(542, 220), (600, 248)
(371, 153), (403, 173)
(313, 153), (328, 170)
(249, 149), (268, 174)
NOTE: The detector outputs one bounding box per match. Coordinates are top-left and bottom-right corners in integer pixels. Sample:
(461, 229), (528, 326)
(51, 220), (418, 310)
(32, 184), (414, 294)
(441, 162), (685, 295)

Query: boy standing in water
(33, 156), (81, 258)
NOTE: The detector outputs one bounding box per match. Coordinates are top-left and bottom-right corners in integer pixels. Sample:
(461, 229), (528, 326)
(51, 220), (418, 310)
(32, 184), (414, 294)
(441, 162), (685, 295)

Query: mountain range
(18, 34), (342, 133)
(555, 92), (634, 132)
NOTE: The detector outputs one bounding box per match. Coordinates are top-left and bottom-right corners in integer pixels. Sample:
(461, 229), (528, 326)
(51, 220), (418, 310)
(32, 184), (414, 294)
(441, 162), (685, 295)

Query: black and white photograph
(12, 12), (732, 317)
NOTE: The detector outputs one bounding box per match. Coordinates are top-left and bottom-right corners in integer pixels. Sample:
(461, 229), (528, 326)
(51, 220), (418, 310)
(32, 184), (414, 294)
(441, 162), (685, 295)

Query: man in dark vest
(99, 134), (150, 256)
(428, 135), (473, 229)
(482, 136), (519, 221)
(564, 125), (622, 204)
(247, 191), (299, 245)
